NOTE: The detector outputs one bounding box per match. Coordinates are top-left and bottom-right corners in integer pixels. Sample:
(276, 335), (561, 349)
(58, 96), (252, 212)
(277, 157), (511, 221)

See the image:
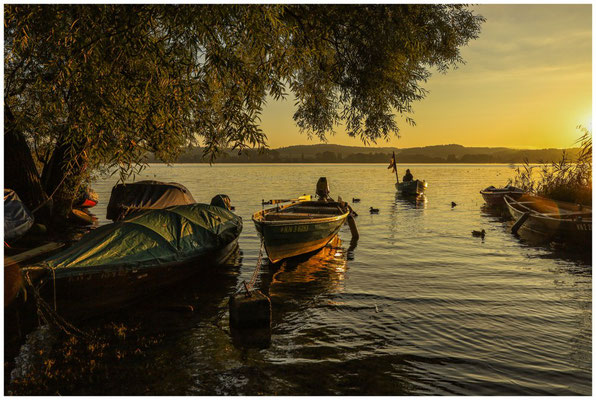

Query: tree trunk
(41, 134), (88, 222)
(4, 105), (53, 224)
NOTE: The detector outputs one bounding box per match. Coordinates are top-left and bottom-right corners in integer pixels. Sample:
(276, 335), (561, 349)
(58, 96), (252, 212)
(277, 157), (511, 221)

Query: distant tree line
(147, 147), (579, 164)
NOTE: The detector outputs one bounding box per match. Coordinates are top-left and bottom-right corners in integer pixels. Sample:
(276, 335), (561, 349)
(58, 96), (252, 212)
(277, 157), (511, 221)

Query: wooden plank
(4, 242), (64, 268)
(511, 212), (531, 234)
(267, 213), (339, 219)
(542, 211), (592, 217)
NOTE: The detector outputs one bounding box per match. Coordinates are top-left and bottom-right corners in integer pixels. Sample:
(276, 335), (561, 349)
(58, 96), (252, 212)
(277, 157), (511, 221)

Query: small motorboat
(480, 185), (524, 207)
(252, 178), (350, 263)
(4, 189), (34, 243)
(75, 187), (99, 208)
(504, 193), (591, 243)
(396, 180), (427, 196)
(388, 151), (427, 196)
(106, 180), (196, 221)
(22, 202), (242, 318)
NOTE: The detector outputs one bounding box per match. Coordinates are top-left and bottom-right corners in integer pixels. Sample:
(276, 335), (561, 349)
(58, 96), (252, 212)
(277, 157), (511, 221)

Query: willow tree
(4, 4), (484, 223)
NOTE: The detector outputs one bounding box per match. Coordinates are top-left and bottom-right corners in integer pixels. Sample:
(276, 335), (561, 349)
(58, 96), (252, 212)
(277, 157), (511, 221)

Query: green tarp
(40, 203), (242, 276)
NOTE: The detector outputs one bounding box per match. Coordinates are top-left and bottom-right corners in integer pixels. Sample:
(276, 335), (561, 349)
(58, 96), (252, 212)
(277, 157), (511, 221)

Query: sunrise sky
(259, 4), (592, 150)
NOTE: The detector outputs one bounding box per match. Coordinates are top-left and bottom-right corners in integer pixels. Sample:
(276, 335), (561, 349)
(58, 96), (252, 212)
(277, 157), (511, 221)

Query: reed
(511, 126), (592, 205)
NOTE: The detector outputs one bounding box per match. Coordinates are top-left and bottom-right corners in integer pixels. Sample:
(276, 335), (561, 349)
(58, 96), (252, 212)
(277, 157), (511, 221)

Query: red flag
(388, 152), (397, 172)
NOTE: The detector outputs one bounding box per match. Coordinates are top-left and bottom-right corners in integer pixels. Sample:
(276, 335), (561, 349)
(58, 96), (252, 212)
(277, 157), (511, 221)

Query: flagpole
(393, 151), (399, 184)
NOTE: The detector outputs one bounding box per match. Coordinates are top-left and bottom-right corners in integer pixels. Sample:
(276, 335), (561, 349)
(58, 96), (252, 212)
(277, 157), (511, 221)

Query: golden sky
(260, 4), (592, 149)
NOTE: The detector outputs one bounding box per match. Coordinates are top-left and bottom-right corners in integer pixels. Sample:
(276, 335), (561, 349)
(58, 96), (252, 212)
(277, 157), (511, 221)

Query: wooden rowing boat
(504, 193), (591, 243)
(253, 200), (350, 263)
(396, 180), (427, 196)
(480, 185), (524, 207)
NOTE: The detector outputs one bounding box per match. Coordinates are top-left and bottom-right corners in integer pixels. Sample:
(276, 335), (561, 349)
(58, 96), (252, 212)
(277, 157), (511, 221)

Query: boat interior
(258, 201), (347, 221)
(511, 194), (592, 219)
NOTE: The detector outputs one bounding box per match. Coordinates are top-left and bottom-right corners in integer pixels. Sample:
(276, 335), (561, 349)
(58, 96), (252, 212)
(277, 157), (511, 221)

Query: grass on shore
(511, 126), (592, 205)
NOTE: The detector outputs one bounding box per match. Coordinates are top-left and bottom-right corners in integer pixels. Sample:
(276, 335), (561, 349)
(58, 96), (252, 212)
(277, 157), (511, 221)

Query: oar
(262, 195), (311, 205)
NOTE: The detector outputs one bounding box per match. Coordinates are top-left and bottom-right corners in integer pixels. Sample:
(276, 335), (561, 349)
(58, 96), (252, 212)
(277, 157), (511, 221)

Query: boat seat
(265, 212), (339, 220)
(286, 206), (343, 212)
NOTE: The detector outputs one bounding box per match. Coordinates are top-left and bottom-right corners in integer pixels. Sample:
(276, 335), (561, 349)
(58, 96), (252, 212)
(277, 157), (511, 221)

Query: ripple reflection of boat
(480, 204), (509, 220)
(266, 236), (348, 305)
(394, 192), (427, 209)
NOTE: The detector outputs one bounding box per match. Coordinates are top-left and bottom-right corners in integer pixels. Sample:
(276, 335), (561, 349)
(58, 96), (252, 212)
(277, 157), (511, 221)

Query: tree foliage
(4, 4), (484, 214)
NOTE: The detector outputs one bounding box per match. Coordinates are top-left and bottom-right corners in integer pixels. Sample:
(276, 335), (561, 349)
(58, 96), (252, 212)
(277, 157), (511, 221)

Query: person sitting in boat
(402, 169), (414, 182)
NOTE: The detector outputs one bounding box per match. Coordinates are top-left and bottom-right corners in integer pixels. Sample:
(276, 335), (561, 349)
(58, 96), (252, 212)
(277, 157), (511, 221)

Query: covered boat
(504, 194), (591, 243)
(106, 180), (195, 221)
(4, 189), (34, 243)
(252, 178), (350, 263)
(396, 180), (427, 196)
(480, 185), (524, 207)
(22, 202), (242, 316)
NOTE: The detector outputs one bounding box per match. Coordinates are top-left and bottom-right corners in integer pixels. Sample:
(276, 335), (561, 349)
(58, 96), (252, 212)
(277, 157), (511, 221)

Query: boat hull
(27, 239), (239, 319)
(396, 180), (427, 196)
(253, 201), (349, 263)
(480, 187), (524, 207)
(254, 218), (346, 263)
(504, 194), (592, 244)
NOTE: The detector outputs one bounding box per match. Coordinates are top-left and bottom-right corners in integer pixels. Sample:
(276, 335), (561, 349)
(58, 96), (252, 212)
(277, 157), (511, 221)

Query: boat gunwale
(23, 238), (240, 280)
(504, 195), (592, 223)
(252, 200), (349, 226)
(479, 189), (523, 196)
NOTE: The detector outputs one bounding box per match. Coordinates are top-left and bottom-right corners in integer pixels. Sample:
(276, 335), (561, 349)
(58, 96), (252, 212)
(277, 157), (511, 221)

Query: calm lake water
(8, 164), (592, 395)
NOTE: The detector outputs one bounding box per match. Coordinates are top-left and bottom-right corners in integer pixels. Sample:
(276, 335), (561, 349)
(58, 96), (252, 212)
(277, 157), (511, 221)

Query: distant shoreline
(146, 162), (544, 166)
(146, 143), (578, 164)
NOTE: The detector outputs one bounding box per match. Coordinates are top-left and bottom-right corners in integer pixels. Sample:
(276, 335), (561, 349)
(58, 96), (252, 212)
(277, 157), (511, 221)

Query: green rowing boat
(253, 178), (351, 263)
(253, 200), (349, 263)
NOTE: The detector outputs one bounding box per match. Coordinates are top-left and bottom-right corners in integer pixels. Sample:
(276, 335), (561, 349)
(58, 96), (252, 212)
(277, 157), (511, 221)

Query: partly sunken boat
(106, 180), (196, 221)
(22, 202), (242, 317)
(504, 193), (591, 243)
(252, 178), (351, 263)
(480, 185), (524, 207)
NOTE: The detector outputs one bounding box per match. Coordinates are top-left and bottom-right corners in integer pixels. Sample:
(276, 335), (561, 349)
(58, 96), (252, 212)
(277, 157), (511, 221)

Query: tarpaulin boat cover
(106, 180), (196, 221)
(39, 203), (242, 277)
(4, 189), (34, 242)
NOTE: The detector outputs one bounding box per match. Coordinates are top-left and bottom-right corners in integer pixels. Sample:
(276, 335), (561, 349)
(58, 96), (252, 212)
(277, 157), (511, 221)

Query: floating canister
(229, 289), (271, 329)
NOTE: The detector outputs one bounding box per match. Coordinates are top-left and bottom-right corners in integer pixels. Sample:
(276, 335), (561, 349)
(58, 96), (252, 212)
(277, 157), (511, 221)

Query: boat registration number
(280, 225), (310, 233)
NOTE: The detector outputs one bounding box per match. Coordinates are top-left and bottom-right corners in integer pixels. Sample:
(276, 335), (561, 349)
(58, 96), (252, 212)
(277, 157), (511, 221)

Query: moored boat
(480, 185), (524, 207)
(106, 180), (196, 221)
(22, 202), (242, 318)
(252, 178), (351, 263)
(504, 193), (591, 243)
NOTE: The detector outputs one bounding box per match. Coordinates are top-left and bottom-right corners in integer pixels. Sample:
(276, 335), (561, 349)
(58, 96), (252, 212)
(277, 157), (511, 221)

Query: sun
(578, 111), (592, 132)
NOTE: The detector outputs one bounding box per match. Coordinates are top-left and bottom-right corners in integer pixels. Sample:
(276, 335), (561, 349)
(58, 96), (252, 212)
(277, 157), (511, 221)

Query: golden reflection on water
(269, 236), (348, 296)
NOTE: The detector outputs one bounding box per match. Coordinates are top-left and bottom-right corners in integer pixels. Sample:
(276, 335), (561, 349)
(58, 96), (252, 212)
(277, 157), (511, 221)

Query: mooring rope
(23, 269), (95, 340)
(236, 237), (264, 295)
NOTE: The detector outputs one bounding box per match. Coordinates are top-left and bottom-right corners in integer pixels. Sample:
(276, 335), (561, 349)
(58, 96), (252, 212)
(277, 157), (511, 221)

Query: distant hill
(147, 143), (579, 164)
